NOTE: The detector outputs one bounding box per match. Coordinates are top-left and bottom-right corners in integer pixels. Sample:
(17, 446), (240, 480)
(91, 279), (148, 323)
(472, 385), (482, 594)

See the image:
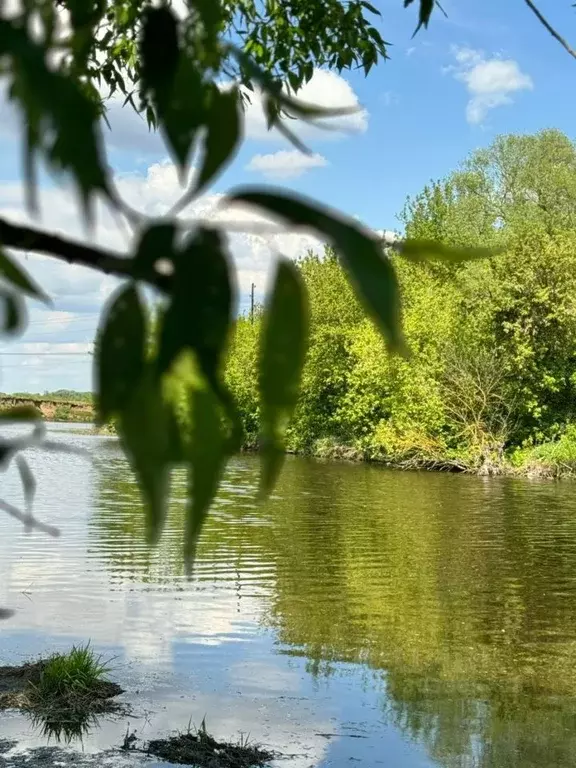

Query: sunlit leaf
(95, 284), (146, 423)
(117, 366), (171, 544)
(185, 372), (227, 567)
(229, 188), (406, 352)
(0, 247), (49, 302)
(158, 227), (233, 388)
(259, 260), (309, 496)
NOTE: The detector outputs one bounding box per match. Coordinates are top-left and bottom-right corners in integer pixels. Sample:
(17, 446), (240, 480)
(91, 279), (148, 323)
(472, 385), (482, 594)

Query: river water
(2, 424), (576, 767)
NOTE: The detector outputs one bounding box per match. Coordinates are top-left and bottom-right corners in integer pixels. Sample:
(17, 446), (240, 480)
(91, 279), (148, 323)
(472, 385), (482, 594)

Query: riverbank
(0, 652), (271, 768)
(0, 395), (93, 423)
(263, 431), (576, 480)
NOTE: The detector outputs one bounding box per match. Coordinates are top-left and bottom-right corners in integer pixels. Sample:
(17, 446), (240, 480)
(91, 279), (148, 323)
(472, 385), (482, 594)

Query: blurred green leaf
(162, 57), (205, 173)
(140, 6), (180, 101)
(229, 46), (359, 122)
(229, 188), (406, 353)
(0, 247), (49, 302)
(133, 223), (177, 280)
(259, 259), (309, 496)
(185, 374), (227, 567)
(361, 1), (381, 14)
(190, 0), (223, 40)
(158, 227), (233, 388)
(195, 85), (242, 196)
(96, 284), (146, 423)
(0, 18), (109, 216)
(140, 7), (205, 173)
(399, 239), (495, 263)
(0, 290), (25, 335)
(262, 94), (311, 154)
(117, 366), (171, 544)
(404, 0), (435, 33)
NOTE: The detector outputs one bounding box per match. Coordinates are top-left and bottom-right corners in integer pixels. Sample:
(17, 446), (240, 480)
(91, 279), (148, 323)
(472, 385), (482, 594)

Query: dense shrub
(222, 131), (576, 472)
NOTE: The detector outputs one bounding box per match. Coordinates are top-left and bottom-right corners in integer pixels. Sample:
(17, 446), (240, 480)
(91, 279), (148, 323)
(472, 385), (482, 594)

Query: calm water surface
(2, 424), (576, 767)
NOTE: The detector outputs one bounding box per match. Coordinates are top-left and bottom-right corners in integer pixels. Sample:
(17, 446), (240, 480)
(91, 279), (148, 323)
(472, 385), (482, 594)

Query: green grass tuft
(29, 644), (111, 703)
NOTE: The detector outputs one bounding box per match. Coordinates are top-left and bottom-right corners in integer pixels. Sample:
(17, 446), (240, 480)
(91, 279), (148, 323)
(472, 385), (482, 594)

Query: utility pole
(250, 282), (255, 324)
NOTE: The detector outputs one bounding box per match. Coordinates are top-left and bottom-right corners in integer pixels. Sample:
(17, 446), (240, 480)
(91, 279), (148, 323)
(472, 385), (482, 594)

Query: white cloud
(246, 150), (327, 180)
(375, 229), (400, 244)
(0, 160), (324, 390)
(449, 47), (533, 124)
(96, 67), (367, 157)
(242, 69), (368, 141)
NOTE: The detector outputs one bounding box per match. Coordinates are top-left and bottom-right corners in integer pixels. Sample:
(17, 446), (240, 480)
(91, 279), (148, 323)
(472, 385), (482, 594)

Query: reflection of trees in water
(90, 454), (576, 767)
(89, 453), (264, 584)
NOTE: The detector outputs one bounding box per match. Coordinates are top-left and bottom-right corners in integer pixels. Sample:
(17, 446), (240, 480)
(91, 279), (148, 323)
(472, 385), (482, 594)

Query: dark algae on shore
(147, 725), (273, 767)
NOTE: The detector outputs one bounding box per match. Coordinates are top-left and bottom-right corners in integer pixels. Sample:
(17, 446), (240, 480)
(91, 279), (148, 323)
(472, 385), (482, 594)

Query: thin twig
(523, 0), (576, 60)
(0, 498), (60, 537)
(0, 217), (171, 293)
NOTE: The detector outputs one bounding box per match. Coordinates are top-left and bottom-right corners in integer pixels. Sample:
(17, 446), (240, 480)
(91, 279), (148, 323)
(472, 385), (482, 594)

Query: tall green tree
(403, 130), (576, 443)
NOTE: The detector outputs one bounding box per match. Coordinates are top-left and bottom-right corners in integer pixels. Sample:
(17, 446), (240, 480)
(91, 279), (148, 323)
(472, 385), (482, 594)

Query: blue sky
(0, 0), (574, 392)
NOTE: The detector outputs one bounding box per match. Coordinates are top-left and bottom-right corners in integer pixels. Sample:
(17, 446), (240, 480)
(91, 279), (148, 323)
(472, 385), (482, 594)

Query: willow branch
(523, 0), (576, 60)
(0, 498), (60, 537)
(0, 217), (171, 292)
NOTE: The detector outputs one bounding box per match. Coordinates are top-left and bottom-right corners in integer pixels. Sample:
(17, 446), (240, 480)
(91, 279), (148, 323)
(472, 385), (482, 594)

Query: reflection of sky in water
(6, 425), (576, 767)
(0, 426), (430, 767)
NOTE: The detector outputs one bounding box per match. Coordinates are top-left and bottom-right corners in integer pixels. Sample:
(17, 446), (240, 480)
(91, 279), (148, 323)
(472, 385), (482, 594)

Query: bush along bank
(163, 131), (576, 480)
(224, 132), (576, 479)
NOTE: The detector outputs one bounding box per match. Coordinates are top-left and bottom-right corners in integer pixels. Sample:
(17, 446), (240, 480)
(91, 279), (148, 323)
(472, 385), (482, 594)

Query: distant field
(1, 390), (93, 404)
(0, 392), (94, 422)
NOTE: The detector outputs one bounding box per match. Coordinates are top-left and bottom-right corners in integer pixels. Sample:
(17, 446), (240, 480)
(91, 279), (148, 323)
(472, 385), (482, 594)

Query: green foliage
(513, 425), (576, 477)
(96, 284), (146, 423)
(53, 404), (72, 421)
(220, 130), (576, 474)
(30, 645), (110, 704)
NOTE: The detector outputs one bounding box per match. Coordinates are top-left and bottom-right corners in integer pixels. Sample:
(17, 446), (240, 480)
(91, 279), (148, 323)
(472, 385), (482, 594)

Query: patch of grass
(29, 644), (110, 702)
(147, 721), (273, 767)
(0, 646), (124, 743)
(515, 425), (576, 478)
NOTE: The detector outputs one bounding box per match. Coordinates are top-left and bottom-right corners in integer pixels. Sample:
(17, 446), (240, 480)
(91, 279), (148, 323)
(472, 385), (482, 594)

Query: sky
(0, 0), (574, 392)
